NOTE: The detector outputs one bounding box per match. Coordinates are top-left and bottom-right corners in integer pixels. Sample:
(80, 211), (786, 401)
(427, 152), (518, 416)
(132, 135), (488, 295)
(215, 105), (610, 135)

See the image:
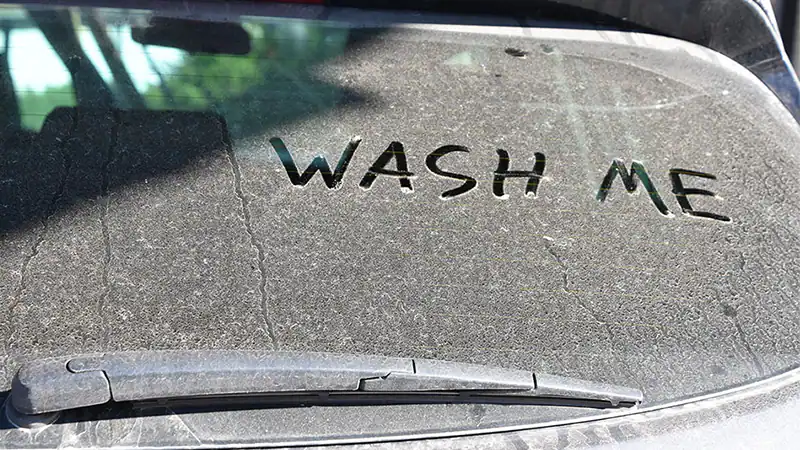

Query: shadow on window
(0, 7), (383, 234)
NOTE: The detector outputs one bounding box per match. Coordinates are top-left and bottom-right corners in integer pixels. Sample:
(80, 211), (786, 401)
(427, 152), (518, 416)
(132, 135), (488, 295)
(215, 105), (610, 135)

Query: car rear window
(2, 2), (800, 421)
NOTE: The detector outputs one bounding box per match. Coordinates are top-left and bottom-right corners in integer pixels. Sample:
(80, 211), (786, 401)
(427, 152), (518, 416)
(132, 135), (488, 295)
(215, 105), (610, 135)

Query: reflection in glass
(0, 7), (353, 139)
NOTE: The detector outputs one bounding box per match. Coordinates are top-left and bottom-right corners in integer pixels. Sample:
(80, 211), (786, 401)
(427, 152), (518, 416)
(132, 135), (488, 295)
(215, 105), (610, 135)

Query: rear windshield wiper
(8, 351), (642, 420)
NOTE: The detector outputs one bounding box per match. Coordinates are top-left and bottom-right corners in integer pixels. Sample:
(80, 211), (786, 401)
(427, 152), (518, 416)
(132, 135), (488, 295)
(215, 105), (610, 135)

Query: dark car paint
(1, 0), (800, 448)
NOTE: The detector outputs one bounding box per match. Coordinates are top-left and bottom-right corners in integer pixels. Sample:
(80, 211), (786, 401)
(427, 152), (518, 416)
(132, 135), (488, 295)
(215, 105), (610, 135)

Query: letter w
(270, 136), (362, 189)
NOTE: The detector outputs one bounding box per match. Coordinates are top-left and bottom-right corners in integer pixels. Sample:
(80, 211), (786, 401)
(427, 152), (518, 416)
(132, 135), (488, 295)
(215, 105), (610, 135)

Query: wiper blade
(9, 351), (642, 418)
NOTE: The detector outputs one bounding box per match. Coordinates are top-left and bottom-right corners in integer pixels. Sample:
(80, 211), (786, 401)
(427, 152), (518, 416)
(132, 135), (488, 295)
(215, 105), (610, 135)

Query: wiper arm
(9, 351), (642, 419)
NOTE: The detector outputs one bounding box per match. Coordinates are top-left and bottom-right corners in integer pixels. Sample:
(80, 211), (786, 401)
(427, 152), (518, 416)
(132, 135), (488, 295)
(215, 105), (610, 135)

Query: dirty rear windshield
(2, 2), (800, 414)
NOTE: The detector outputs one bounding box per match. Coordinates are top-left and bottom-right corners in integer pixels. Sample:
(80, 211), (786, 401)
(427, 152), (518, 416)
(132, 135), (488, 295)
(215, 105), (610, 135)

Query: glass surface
(2, 2), (800, 441)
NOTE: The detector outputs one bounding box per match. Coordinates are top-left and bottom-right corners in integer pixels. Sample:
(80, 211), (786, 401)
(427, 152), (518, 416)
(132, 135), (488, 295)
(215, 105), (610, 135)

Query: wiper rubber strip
(8, 351), (643, 418)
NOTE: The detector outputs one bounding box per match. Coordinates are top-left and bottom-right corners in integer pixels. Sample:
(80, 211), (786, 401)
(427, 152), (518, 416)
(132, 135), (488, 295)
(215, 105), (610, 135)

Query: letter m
(596, 159), (670, 216)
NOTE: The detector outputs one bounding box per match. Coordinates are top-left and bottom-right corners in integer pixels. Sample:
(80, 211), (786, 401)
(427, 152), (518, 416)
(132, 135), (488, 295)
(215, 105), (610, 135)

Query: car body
(1, 0), (800, 448)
